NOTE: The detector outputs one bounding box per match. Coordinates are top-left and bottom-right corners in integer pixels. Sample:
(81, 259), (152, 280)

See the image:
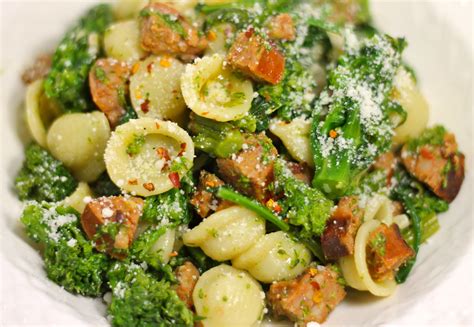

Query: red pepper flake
(178, 143), (187, 157)
(159, 56), (172, 68)
(207, 30), (217, 41)
(420, 146), (434, 159)
(155, 122), (160, 129)
(245, 27), (254, 38)
(329, 129), (338, 139)
(128, 179), (138, 185)
(147, 62), (154, 73)
(310, 281), (320, 290)
(266, 199), (282, 213)
(140, 99), (150, 113)
(169, 251), (178, 257)
(168, 172), (181, 189)
(273, 203), (282, 213)
(156, 147), (171, 161)
(143, 182), (155, 191)
(131, 62), (140, 74)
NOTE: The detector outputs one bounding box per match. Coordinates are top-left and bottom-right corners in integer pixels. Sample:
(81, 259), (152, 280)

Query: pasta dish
(14, 0), (466, 326)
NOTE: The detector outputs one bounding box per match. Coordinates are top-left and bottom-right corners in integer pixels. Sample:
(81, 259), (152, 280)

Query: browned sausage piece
(173, 261), (200, 309)
(321, 196), (363, 261)
(81, 196), (143, 259)
(89, 58), (131, 128)
(21, 54), (52, 84)
(401, 131), (465, 203)
(268, 14), (296, 41)
(190, 171), (232, 218)
(227, 28), (285, 85)
(268, 266), (346, 325)
(366, 223), (415, 281)
(217, 134), (278, 202)
(140, 3), (207, 58)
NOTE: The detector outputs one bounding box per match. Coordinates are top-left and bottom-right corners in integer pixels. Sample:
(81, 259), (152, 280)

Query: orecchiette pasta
(25, 79), (60, 148)
(130, 56), (188, 124)
(392, 67), (430, 144)
(47, 112), (111, 182)
(113, 0), (148, 20)
(153, 0), (198, 13)
(62, 182), (93, 214)
(181, 53), (254, 122)
(104, 118), (194, 197)
(150, 227), (176, 264)
(232, 231), (312, 283)
(205, 24), (233, 56)
(104, 20), (146, 63)
(269, 117), (315, 167)
(193, 264), (264, 327)
(363, 194), (410, 229)
(183, 206), (265, 261)
(339, 219), (397, 297)
(363, 194), (395, 225)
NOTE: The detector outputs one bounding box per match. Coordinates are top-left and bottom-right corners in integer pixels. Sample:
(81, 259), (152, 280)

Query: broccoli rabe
(254, 59), (316, 123)
(311, 34), (405, 199)
(44, 4), (113, 112)
(15, 143), (77, 202)
(107, 262), (194, 327)
(141, 188), (191, 226)
(188, 113), (244, 158)
(391, 167), (448, 283)
(21, 203), (110, 296)
(274, 160), (333, 236)
(130, 225), (171, 271)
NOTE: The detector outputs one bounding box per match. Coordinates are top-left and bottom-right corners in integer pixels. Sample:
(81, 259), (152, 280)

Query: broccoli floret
(141, 188), (192, 226)
(15, 144), (77, 202)
(274, 160), (333, 236)
(20, 203), (110, 296)
(44, 4), (113, 112)
(188, 113), (244, 158)
(311, 34), (406, 199)
(107, 262), (194, 327)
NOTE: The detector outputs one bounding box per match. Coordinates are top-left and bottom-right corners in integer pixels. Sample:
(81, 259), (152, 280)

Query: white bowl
(0, 1), (472, 325)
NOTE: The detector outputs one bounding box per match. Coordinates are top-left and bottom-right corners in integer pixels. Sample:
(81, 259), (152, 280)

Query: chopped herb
(126, 134), (146, 156)
(198, 288), (205, 299)
(94, 66), (108, 83)
(227, 91), (246, 106)
(369, 232), (386, 257)
(207, 228), (219, 238)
